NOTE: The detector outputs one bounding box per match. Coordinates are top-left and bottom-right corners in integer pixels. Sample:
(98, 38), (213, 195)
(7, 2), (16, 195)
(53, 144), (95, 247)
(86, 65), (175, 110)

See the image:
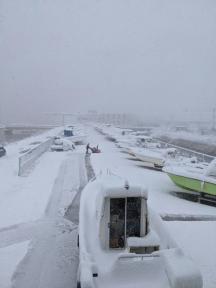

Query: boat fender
(201, 180), (205, 192)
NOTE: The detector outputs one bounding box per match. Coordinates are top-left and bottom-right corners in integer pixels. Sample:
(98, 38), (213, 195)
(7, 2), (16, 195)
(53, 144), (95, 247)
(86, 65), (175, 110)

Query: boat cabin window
(126, 197), (141, 237)
(109, 197), (141, 249)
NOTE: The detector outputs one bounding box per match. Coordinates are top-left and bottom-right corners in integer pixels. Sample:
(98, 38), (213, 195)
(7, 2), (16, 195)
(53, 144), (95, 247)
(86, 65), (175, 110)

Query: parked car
(0, 145), (6, 157)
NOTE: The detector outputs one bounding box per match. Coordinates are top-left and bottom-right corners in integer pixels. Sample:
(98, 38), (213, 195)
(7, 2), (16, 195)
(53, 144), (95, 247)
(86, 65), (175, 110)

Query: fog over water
(0, 0), (215, 124)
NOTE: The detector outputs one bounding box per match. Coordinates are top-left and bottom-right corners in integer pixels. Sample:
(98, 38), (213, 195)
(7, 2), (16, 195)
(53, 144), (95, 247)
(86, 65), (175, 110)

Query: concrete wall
(18, 138), (53, 176)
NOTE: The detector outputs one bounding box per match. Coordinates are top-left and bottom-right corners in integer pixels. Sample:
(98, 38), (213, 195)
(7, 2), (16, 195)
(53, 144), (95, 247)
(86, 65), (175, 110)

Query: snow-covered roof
(64, 127), (73, 131)
(87, 174), (148, 200)
(96, 175), (148, 199)
(104, 185), (148, 199)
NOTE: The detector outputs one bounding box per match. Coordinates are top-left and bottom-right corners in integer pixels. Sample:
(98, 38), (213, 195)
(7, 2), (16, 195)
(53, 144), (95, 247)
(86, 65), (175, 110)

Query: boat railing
(118, 253), (160, 262)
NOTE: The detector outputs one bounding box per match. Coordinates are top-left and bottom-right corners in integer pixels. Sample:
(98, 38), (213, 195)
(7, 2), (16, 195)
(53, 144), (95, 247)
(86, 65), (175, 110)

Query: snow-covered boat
(116, 136), (161, 158)
(134, 135), (161, 148)
(64, 127), (74, 137)
(62, 125), (87, 144)
(130, 147), (177, 170)
(117, 135), (160, 150)
(163, 158), (216, 197)
(116, 140), (137, 156)
(51, 137), (75, 151)
(77, 174), (202, 288)
(66, 134), (87, 145)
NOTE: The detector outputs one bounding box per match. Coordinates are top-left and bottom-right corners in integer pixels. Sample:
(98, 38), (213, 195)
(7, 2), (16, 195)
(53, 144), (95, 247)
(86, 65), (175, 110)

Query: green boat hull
(167, 173), (216, 196)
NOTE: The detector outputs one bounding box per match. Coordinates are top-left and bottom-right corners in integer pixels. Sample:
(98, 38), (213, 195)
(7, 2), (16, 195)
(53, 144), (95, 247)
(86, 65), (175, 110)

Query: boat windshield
(109, 197), (141, 249)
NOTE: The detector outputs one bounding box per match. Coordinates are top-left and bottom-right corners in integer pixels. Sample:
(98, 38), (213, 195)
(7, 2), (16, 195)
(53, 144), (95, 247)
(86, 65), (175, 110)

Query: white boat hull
(132, 151), (164, 169)
(78, 175), (203, 288)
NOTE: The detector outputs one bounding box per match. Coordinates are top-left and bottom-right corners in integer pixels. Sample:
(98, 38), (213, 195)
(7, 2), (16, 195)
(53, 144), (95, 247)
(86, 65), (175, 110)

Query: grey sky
(0, 0), (216, 124)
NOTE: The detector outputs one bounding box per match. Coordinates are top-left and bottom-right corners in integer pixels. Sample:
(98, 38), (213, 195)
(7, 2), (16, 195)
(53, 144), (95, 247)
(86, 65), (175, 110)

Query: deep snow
(0, 128), (86, 288)
(1, 125), (216, 288)
(88, 126), (216, 288)
(0, 241), (29, 288)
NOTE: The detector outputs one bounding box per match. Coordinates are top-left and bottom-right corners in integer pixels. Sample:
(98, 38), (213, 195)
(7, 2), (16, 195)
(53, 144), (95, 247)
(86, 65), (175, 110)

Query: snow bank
(0, 151), (66, 229)
(0, 241), (29, 288)
(18, 138), (53, 176)
(153, 128), (216, 146)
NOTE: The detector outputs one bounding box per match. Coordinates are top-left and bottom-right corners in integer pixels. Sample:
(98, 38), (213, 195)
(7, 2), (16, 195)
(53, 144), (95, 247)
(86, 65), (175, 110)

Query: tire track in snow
(65, 153), (88, 224)
(10, 152), (86, 288)
(0, 220), (50, 249)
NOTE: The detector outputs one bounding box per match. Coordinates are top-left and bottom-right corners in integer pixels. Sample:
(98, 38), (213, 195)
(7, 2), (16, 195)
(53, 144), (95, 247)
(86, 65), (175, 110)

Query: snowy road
(0, 152), (87, 288)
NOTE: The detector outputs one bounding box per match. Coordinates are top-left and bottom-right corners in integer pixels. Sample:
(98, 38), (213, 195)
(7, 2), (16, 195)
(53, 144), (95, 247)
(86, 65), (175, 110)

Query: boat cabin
(64, 128), (73, 137)
(99, 187), (160, 254)
(78, 176), (203, 288)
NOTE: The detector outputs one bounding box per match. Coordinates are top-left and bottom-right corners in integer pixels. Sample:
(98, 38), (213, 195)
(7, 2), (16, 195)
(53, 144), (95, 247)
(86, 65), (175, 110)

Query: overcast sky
(0, 0), (216, 124)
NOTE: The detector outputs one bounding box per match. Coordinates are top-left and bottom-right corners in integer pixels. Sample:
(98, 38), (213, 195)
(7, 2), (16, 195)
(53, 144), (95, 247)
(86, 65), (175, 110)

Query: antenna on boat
(124, 180), (129, 190)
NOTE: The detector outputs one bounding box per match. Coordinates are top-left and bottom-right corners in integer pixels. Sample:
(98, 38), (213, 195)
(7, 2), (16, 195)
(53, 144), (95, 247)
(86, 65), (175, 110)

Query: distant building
(78, 112), (144, 127)
(173, 126), (189, 132)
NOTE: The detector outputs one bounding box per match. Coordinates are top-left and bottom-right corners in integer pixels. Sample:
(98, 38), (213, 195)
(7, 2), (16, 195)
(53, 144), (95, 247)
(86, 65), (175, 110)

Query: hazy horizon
(1, 0), (215, 124)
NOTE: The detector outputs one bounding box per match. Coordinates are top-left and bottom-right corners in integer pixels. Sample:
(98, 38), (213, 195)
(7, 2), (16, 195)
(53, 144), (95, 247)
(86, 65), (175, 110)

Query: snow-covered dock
(0, 125), (216, 288)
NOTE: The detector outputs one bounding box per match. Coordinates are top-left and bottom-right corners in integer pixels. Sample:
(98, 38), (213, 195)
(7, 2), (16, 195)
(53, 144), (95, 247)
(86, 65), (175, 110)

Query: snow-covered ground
(0, 150), (86, 288)
(0, 151), (66, 228)
(153, 126), (216, 146)
(88, 126), (216, 288)
(0, 242), (29, 288)
(89, 127), (216, 216)
(1, 125), (216, 288)
(0, 127), (65, 228)
(0, 128), (86, 288)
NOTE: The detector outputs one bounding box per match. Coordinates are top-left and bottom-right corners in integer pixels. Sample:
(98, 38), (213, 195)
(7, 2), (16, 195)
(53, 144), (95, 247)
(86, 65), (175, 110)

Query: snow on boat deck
(98, 256), (170, 288)
(166, 221), (216, 288)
